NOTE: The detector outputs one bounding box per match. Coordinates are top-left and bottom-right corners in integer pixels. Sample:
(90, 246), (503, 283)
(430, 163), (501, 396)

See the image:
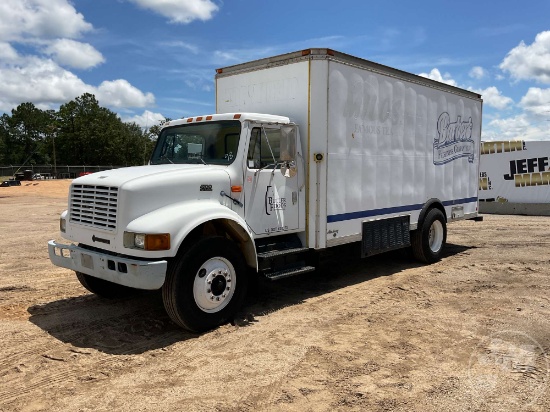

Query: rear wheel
(411, 208), (447, 263)
(162, 236), (248, 332)
(75, 272), (138, 299)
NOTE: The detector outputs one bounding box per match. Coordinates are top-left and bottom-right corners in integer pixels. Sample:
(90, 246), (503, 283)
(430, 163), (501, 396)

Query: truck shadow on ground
(27, 291), (194, 355)
(28, 242), (473, 355)
(241, 242), (474, 322)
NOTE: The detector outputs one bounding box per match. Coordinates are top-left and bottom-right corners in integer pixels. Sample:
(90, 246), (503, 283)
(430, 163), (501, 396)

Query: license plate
(81, 253), (94, 269)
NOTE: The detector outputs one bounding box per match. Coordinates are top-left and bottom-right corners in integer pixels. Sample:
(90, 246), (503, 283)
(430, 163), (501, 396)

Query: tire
(162, 236), (248, 332)
(411, 208), (447, 263)
(75, 271), (138, 299)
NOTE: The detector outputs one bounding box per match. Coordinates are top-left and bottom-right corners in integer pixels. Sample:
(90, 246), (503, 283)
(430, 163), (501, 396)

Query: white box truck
(48, 49), (483, 332)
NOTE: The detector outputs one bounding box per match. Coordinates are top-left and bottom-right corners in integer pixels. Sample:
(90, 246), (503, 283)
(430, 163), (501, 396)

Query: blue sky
(1, 0), (550, 140)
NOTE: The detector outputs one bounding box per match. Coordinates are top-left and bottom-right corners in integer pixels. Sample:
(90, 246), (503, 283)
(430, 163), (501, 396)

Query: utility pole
(48, 124), (57, 178)
(53, 133), (57, 178)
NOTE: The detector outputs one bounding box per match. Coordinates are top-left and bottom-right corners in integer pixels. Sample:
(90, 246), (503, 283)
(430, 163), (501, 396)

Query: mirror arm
(254, 163), (278, 176)
(261, 127), (277, 165)
(272, 162), (284, 175)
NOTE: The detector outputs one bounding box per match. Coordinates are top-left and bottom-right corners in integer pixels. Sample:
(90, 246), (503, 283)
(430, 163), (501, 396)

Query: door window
(247, 128), (281, 169)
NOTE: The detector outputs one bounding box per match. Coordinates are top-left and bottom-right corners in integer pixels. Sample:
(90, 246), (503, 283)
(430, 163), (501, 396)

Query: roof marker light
(233, 114), (241, 119)
(186, 118), (193, 123)
(196, 116), (203, 121)
(206, 115), (213, 121)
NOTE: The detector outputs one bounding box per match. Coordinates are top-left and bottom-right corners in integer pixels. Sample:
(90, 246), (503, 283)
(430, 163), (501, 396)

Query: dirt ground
(0, 180), (549, 412)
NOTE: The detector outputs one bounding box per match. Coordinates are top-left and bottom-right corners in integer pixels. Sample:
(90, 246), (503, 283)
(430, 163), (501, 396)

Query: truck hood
(72, 164), (234, 230)
(74, 164), (220, 187)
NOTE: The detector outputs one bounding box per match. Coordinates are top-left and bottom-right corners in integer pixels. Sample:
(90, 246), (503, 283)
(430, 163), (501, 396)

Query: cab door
(243, 125), (300, 236)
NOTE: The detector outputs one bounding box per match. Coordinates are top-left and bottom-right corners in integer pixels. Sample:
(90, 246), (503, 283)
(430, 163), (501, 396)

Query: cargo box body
(216, 49), (482, 250)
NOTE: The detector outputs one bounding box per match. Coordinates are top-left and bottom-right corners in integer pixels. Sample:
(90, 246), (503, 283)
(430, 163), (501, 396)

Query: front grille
(69, 184), (118, 231)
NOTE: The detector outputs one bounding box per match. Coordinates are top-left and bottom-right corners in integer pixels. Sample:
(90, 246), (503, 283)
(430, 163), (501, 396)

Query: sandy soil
(0, 180), (549, 411)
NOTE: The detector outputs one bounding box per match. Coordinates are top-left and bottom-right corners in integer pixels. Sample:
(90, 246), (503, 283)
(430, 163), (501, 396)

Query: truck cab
(49, 113), (310, 332)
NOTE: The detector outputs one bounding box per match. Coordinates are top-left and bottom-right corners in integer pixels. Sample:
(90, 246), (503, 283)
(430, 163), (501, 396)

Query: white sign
(479, 140), (550, 203)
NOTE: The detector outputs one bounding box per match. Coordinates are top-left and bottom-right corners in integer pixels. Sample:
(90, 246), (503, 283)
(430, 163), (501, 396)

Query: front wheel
(162, 236), (248, 332)
(411, 208), (447, 263)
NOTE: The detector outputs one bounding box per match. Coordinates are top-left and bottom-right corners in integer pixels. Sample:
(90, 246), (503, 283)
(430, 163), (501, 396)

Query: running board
(264, 265), (316, 281)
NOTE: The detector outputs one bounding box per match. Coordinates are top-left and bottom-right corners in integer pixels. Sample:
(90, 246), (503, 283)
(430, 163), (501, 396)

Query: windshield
(150, 120), (241, 165)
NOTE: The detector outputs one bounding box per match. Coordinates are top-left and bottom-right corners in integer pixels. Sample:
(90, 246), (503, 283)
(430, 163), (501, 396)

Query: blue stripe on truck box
(327, 197), (478, 223)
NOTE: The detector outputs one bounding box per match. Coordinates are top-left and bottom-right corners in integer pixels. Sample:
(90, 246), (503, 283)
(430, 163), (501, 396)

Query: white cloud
(519, 87), (550, 115)
(469, 86), (513, 110)
(481, 83), (550, 141)
(469, 66), (486, 79)
(418, 68), (458, 87)
(0, 42), (19, 62)
(128, 0), (218, 24)
(121, 110), (167, 128)
(212, 47), (277, 65)
(500, 31), (550, 84)
(213, 50), (239, 63)
(418, 69), (512, 110)
(484, 114), (550, 141)
(166, 68), (214, 92)
(0, 58), (154, 112)
(488, 115), (529, 132)
(483, 115), (525, 140)
(160, 41), (199, 54)
(96, 79), (155, 108)
(0, 57), (90, 112)
(0, 0), (92, 41)
(0, 0), (155, 114)
(44, 39), (105, 69)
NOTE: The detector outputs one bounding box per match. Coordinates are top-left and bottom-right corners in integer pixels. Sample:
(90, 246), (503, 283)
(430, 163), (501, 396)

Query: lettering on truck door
(243, 126), (299, 235)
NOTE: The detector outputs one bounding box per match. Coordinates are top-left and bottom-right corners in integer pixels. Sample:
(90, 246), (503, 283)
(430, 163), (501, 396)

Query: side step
(264, 265), (316, 281)
(257, 247), (309, 259)
(257, 246), (315, 281)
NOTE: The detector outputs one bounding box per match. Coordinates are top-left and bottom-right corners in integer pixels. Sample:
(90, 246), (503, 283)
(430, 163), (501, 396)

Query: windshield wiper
(159, 155), (174, 164)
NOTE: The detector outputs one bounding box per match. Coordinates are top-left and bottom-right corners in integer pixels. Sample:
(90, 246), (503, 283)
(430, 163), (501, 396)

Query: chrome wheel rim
(193, 257), (236, 313)
(428, 220), (444, 253)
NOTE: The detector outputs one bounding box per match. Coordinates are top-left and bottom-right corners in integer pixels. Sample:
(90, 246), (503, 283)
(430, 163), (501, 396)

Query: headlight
(60, 217), (67, 233)
(134, 233), (145, 248)
(124, 232), (170, 251)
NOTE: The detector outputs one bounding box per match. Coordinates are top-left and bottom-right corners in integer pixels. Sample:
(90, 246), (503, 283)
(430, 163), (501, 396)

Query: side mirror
(280, 126), (296, 161)
(280, 126), (297, 178)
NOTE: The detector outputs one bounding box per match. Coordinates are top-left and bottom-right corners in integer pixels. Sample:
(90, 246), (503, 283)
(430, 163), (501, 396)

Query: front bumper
(48, 240), (167, 290)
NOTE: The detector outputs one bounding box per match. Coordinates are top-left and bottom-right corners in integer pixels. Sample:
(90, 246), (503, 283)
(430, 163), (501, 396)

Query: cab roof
(163, 113), (291, 129)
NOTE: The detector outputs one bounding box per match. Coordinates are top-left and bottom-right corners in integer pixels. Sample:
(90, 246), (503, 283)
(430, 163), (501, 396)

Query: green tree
(120, 122), (156, 166)
(147, 117), (171, 139)
(2, 103), (54, 165)
(0, 114), (9, 164)
(56, 93), (124, 165)
(1, 94), (169, 168)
